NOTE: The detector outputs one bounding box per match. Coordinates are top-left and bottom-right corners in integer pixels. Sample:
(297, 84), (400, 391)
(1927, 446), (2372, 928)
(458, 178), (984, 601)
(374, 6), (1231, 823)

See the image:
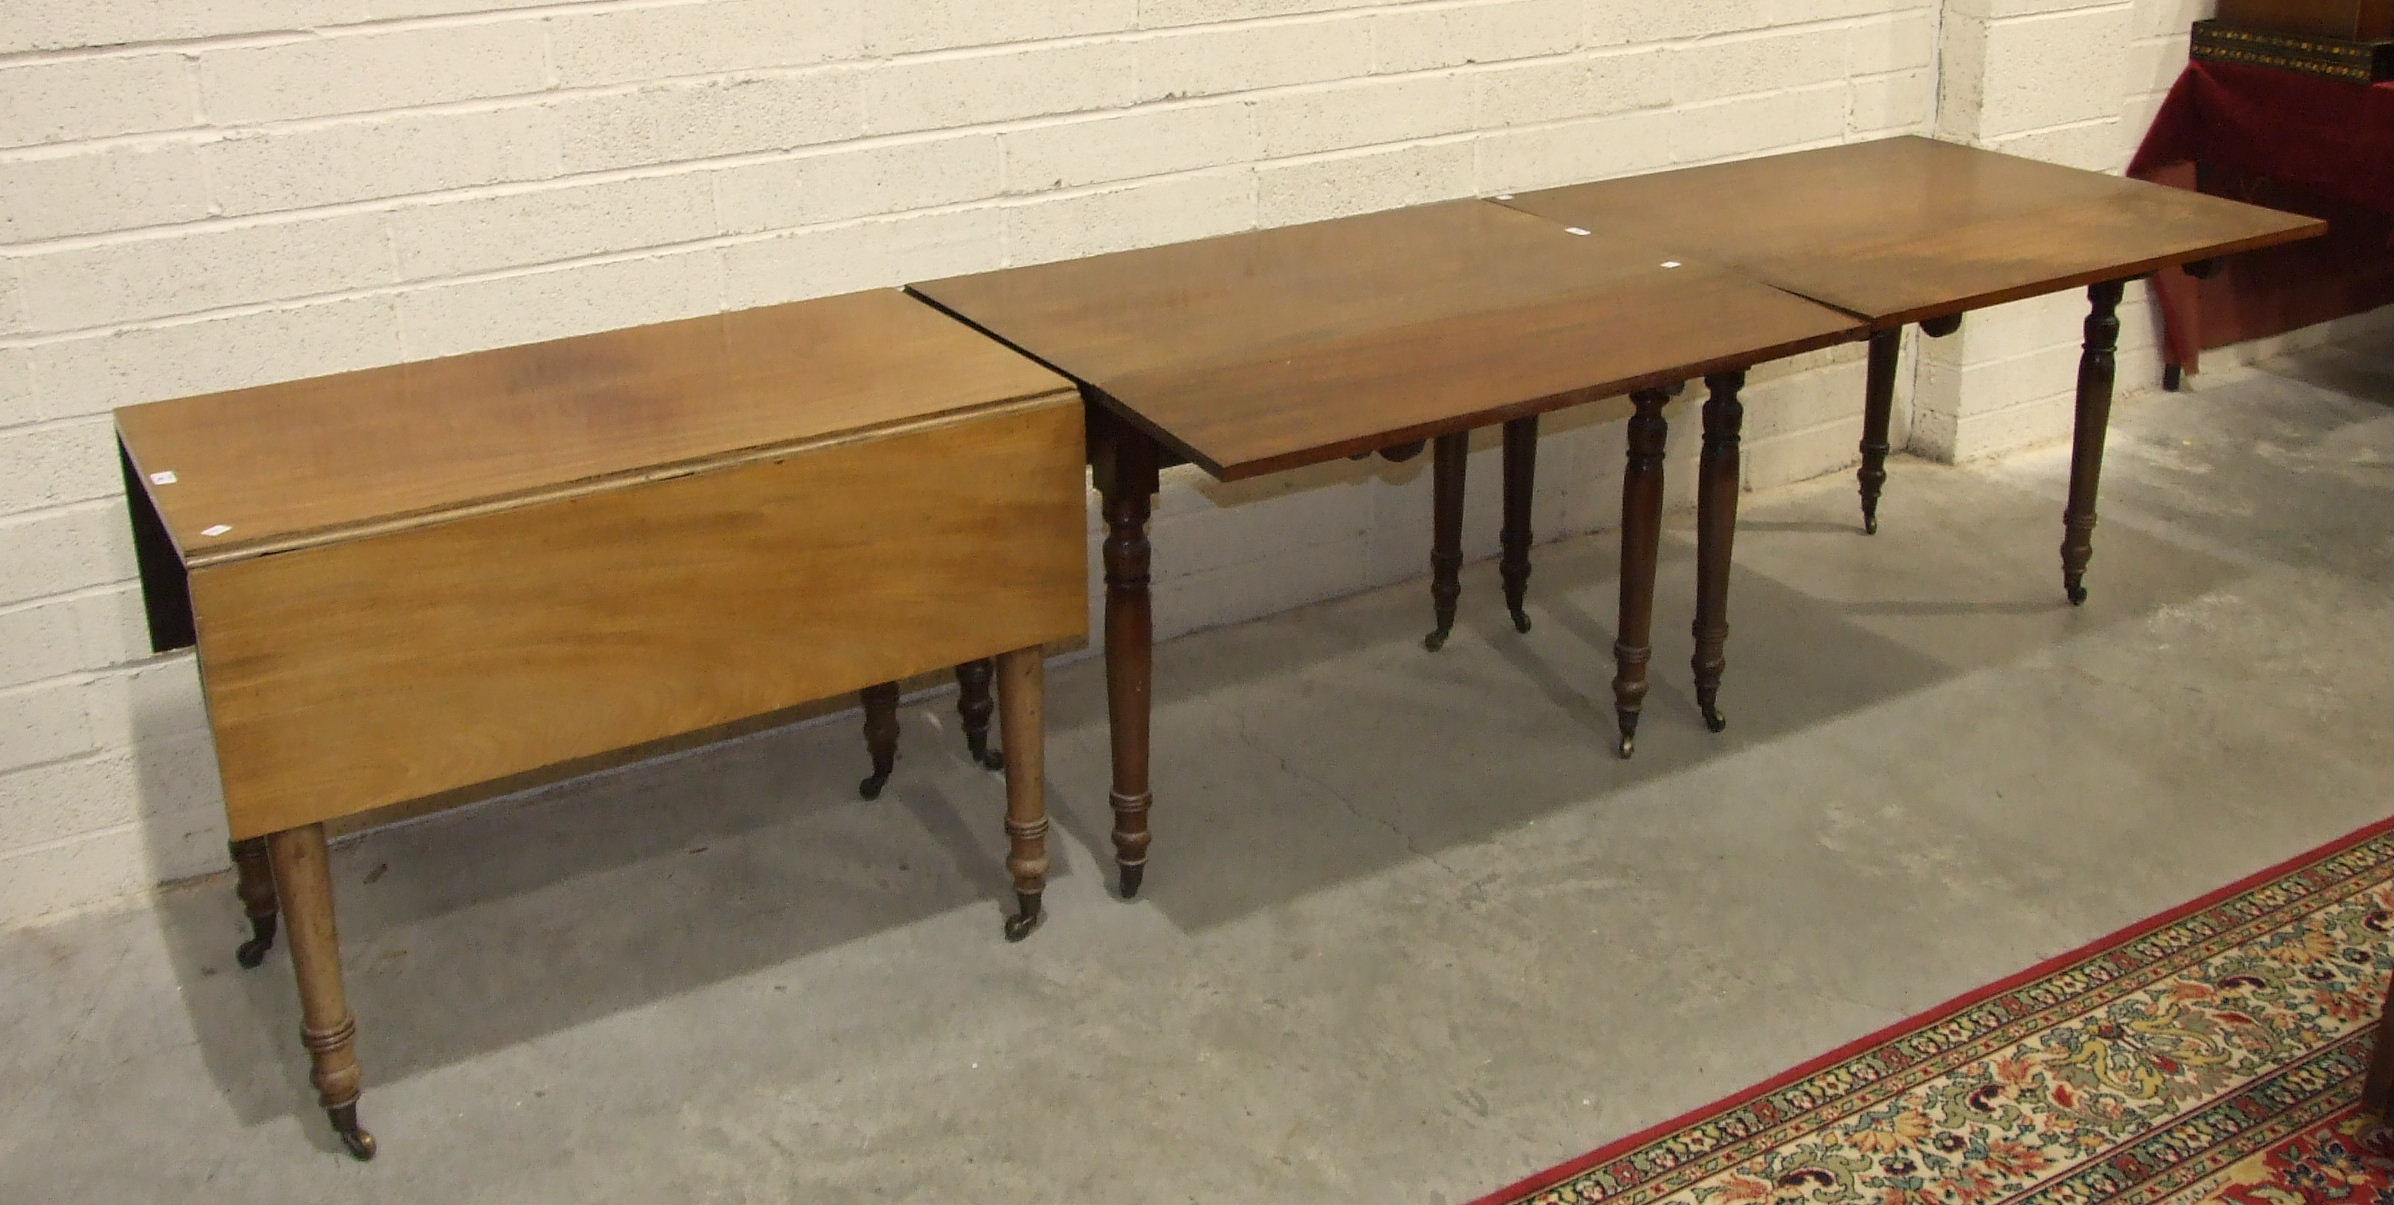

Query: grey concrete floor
(2, 338), (2387, 1204)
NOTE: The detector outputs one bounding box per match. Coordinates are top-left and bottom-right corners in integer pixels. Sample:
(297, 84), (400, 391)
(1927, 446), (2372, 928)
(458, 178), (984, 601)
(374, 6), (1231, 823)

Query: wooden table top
(114, 289), (1073, 563)
(1496, 136), (2328, 329)
(911, 200), (1863, 480)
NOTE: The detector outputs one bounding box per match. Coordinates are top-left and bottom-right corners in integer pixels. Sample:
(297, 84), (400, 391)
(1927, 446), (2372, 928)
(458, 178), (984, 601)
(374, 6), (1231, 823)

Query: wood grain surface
(193, 399), (1087, 839)
(1497, 136), (2326, 328)
(115, 289), (1073, 563)
(914, 200), (1862, 480)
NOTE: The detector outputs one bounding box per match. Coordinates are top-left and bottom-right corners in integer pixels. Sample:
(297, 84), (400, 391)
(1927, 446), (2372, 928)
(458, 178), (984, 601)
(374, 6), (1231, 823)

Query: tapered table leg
(231, 837), (279, 968)
(1424, 431), (1468, 651)
(1095, 414), (1158, 899)
(954, 659), (1003, 770)
(1612, 388), (1672, 759)
(994, 646), (1049, 941)
(265, 824), (373, 1160)
(1500, 414), (1538, 633)
(2062, 279), (2126, 606)
(1692, 371), (1745, 734)
(1858, 328), (1900, 535)
(857, 681), (899, 800)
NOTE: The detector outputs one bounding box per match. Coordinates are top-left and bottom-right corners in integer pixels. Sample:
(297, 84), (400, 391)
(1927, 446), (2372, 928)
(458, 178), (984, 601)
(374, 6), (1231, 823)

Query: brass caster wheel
(1863, 516), (1879, 535)
(2066, 585), (2088, 607)
(1422, 627), (1451, 652)
(975, 748), (1005, 772)
(329, 1104), (375, 1161)
(1616, 734), (1635, 760)
(1509, 608), (1532, 634)
(858, 772), (889, 801)
(1703, 709), (1727, 734)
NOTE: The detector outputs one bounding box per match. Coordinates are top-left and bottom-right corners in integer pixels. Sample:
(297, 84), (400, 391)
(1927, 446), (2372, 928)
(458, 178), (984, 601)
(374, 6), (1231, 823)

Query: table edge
(121, 385), (1082, 568)
(1203, 319), (1869, 483)
(1851, 216), (2333, 329)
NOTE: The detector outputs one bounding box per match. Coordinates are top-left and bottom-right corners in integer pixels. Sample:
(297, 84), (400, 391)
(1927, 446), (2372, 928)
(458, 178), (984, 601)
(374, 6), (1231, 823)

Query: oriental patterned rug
(1476, 821), (2394, 1205)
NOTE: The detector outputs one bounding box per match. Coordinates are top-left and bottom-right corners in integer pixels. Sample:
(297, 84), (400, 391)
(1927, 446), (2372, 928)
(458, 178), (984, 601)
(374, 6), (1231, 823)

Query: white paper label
(1564, 227), (1590, 236)
(149, 471), (177, 485)
(201, 524), (231, 537)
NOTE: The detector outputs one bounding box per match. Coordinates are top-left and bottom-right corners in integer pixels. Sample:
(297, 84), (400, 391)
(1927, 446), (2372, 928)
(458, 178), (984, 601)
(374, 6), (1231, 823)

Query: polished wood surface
(1420, 416), (1542, 648)
(125, 287), (1091, 1159)
(1499, 415), (1538, 634)
(1424, 431), (1469, 651)
(1609, 388), (1673, 759)
(114, 289), (1072, 564)
(2063, 280), (2126, 605)
(193, 399), (1087, 839)
(1092, 410), (1158, 899)
(267, 824), (373, 1159)
(995, 647), (1049, 942)
(1690, 372), (1745, 735)
(914, 200), (1861, 480)
(1498, 136), (2327, 328)
(954, 658), (1003, 770)
(1857, 329), (1902, 535)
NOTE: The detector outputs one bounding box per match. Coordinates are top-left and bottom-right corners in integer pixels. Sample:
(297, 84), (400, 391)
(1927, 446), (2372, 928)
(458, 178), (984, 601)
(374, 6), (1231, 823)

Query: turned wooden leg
(994, 646), (1049, 941)
(1611, 388), (1672, 759)
(953, 658), (1003, 770)
(857, 681), (899, 800)
(1424, 431), (1468, 651)
(2062, 279), (2125, 606)
(231, 837), (279, 968)
(1858, 328), (1899, 535)
(1692, 371), (1745, 735)
(1095, 414), (1158, 899)
(1501, 414), (1538, 633)
(265, 825), (373, 1160)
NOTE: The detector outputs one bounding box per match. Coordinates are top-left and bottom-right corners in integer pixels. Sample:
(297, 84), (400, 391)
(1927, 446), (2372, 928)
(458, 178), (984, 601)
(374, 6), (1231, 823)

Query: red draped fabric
(2127, 60), (2394, 379)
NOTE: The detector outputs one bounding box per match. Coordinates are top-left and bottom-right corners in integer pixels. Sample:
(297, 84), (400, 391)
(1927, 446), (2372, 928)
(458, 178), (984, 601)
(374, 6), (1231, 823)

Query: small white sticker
(1564, 227), (1590, 236)
(149, 471), (177, 485)
(1660, 261), (1682, 269)
(201, 524), (231, 537)
(1494, 193), (1514, 200)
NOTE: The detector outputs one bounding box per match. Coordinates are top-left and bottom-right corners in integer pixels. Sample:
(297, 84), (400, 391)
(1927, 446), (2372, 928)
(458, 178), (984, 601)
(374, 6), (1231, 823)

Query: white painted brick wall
(554, 0), (862, 84)
(19, 213), (395, 331)
(999, 103), (1254, 193)
(208, 106), (563, 215)
(1373, 0), (1579, 71)
(394, 173), (719, 279)
(0, 0), (2220, 928)
(0, 143), (212, 243)
(1140, 16), (1377, 98)
(720, 136), (1002, 228)
(0, 53), (199, 148)
(197, 24), (551, 124)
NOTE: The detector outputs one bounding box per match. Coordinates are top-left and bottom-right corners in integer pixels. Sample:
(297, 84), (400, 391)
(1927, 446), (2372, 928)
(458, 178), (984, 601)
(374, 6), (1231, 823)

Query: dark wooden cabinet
(2217, 0), (2392, 40)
